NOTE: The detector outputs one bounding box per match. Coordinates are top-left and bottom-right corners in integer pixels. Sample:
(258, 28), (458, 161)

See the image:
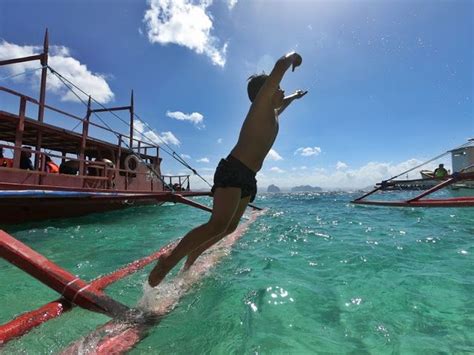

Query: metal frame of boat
(353, 172), (474, 207)
(352, 140), (474, 207)
(0, 30), (211, 224)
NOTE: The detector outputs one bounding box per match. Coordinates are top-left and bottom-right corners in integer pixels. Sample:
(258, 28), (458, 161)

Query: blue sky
(0, 0), (472, 190)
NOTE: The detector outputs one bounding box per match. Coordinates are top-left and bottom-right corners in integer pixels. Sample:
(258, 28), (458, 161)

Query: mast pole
(129, 90), (134, 150)
(35, 28), (49, 169)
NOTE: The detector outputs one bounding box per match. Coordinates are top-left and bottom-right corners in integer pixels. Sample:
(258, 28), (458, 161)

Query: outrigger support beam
(0, 237), (177, 345)
(0, 231), (130, 318)
(352, 172), (474, 207)
(168, 193), (212, 213)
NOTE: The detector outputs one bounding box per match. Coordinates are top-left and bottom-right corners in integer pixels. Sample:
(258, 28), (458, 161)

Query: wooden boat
(0, 31), (210, 224)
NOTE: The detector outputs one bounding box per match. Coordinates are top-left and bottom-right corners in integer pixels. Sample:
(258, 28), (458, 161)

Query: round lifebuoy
(124, 154), (140, 172)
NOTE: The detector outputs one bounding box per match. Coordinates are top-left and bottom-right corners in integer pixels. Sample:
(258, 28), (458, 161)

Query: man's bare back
(230, 101), (280, 172)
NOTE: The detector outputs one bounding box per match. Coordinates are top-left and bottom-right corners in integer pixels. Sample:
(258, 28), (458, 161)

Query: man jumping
(149, 51), (307, 287)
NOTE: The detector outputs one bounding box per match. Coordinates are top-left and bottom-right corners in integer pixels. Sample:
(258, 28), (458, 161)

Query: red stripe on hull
(352, 197), (474, 207)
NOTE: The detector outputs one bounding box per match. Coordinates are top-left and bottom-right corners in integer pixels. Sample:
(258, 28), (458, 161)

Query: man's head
(247, 74), (284, 108)
(439, 164), (444, 168)
(21, 146), (32, 158)
(247, 74), (268, 102)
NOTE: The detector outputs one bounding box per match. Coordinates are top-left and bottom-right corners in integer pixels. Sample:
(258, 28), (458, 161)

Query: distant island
(291, 185), (322, 192)
(267, 184), (281, 193)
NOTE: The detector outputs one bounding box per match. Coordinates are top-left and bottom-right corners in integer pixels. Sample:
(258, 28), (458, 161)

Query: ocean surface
(0, 192), (473, 354)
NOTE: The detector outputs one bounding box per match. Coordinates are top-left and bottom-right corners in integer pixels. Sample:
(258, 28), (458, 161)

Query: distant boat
(352, 139), (474, 207)
(0, 31), (209, 224)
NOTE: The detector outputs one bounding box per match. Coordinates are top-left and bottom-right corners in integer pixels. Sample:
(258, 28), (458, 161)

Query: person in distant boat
(44, 155), (59, 173)
(20, 147), (34, 170)
(59, 159), (80, 175)
(0, 148), (13, 168)
(434, 163), (448, 179)
(149, 51), (307, 287)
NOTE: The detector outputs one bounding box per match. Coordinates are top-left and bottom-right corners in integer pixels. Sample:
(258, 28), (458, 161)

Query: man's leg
(148, 187), (242, 287)
(183, 196), (251, 270)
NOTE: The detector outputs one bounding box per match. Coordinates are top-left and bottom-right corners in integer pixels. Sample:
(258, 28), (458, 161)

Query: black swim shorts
(211, 155), (257, 202)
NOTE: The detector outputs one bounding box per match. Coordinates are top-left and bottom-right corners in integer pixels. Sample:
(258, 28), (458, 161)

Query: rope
(133, 112), (213, 188)
(47, 65), (211, 189)
(48, 66), (212, 192)
(0, 65), (46, 81)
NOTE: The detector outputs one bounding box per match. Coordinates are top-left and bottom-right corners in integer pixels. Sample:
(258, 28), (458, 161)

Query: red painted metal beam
(0, 238), (176, 345)
(0, 54), (43, 66)
(0, 231), (130, 317)
(169, 193), (212, 213)
(352, 197), (474, 207)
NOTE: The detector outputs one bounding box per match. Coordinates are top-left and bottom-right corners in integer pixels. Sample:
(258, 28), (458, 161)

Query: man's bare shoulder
(246, 95), (273, 119)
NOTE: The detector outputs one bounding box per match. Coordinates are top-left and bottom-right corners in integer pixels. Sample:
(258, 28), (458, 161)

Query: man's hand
(277, 90), (308, 115)
(284, 52), (303, 71)
(294, 89), (308, 99)
(285, 52), (303, 72)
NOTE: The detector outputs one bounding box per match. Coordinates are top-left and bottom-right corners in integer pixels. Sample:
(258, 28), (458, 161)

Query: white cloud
(217, 138), (223, 144)
(269, 166), (285, 173)
(135, 120), (181, 146)
(0, 40), (114, 104)
(197, 157), (210, 163)
(292, 166), (308, 171)
(336, 161), (348, 170)
(257, 158), (441, 190)
(166, 110), (205, 128)
(267, 149), (283, 161)
(143, 0), (227, 67)
(158, 131), (181, 146)
(227, 0), (238, 10)
(294, 146), (322, 157)
(181, 154), (191, 159)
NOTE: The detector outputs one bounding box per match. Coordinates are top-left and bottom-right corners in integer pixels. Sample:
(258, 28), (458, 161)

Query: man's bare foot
(181, 257), (196, 272)
(148, 255), (172, 287)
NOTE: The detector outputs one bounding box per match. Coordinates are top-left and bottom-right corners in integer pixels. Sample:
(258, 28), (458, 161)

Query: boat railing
(459, 164), (474, 173)
(0, 143), (166, 191)
(161, 174), (191, 191)
(0, 86), (160, 156)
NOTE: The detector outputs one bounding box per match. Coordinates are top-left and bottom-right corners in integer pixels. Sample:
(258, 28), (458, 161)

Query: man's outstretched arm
(256, 52), (303, 101)
(277, 90), (308, 115)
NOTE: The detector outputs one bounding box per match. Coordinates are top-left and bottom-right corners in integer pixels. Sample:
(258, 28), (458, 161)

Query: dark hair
(247, 73), (268, 102)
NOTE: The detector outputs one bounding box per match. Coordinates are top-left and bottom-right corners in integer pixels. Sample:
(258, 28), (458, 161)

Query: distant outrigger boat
(0, 30), (212, 224)
(352, 139), (474, 207)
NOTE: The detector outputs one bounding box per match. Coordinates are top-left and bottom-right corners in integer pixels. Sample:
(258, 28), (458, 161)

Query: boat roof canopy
(0, 110), (156, 160)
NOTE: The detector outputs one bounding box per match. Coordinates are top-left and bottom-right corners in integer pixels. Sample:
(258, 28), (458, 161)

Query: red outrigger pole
(352, 172), (474, 207)
(0, 231), (177, 345)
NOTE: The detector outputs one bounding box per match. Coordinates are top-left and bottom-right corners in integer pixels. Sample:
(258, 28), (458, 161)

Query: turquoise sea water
(0, 192), (473, 354)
